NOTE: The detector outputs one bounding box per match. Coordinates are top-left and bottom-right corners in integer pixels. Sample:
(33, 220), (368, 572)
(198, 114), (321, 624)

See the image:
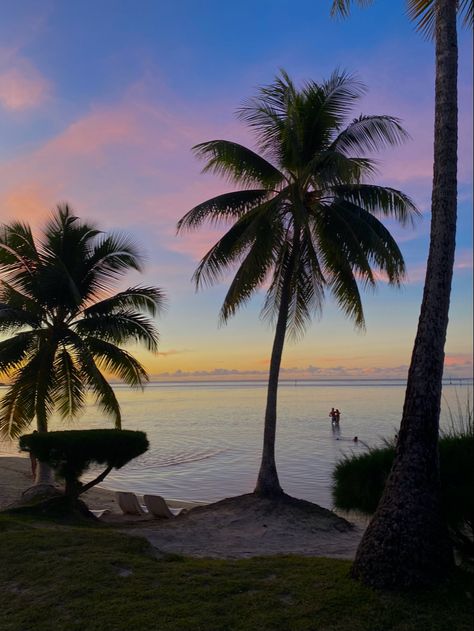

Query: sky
(0, 1), (472, 381)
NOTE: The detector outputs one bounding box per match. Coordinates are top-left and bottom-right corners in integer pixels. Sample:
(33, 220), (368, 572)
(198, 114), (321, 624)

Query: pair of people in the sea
(329, 407), (341, 423)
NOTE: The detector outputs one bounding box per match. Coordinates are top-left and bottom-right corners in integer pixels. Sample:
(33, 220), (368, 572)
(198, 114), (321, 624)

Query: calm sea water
(2, 380), (472, 509)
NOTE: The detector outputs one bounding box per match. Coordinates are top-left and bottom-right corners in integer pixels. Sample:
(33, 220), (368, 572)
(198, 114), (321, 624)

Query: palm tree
(177, 71), (418, 497)
(331, 0), (473, 589)
(0, 205), (165, 484)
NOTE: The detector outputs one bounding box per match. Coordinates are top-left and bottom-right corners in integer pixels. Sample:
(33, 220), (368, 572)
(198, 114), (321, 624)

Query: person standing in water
(329, 408), (336, 423)
(334, 408), (341, 423)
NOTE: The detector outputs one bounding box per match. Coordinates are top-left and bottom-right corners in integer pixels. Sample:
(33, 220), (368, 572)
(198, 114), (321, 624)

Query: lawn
(0, 514), (472, 631)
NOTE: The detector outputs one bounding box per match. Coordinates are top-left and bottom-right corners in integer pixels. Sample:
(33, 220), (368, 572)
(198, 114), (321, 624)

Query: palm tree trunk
(34, 391), (55, 487)
(255, 232), (300, 497)
(351, 0), (457, 589)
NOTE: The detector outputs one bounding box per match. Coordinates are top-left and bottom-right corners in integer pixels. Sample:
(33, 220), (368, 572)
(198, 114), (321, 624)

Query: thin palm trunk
(34, 406), (55, 486)
(255, 232), (300, 497)
(254, 282), (289, 497)
(32, 358), (55, 486)
(351, 0), (457, 588)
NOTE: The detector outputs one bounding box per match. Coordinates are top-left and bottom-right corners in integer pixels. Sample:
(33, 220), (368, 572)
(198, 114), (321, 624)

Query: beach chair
(116, 491), (148, 516)
(90, 509), (111, 519)
(143, 494), (182, 518)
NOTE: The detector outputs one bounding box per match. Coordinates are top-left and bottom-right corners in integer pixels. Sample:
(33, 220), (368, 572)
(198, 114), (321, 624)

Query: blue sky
(0, 1), (472, 379)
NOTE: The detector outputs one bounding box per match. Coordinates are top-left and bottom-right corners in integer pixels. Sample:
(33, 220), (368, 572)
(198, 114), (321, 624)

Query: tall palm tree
(177, 71), (418, 497)
(0, 205), (165, 484)
(331, 0), (473, 589)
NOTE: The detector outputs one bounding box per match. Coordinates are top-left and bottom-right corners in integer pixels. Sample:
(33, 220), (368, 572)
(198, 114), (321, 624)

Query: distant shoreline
(1, 377), (472, 387)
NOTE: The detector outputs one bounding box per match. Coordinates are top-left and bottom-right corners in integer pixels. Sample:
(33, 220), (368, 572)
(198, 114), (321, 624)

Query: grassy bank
(0, 514), (472, 631)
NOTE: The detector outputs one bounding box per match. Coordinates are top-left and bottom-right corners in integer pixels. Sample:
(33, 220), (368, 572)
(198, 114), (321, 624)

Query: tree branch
(79, 465), (113, 495)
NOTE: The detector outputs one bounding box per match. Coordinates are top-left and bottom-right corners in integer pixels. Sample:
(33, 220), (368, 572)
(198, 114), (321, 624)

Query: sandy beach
(0, 454), (365, 560)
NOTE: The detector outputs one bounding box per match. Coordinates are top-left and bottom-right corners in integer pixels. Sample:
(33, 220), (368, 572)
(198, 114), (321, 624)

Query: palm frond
(82, 286), (165, 319)
(407, 0), (473, 37)
(192, 199), (283, 289)
(0, 378), (36, 439)
(0, 281), (40, 314)
(75, 311), (159, 352)
(177, 190), (270, 232)
(326, 254), (365, 328)
(331, 115), (410, 155)
(316, 70), (367, 124)
(86, 337), (149, 388)
(69, 337), (122, 428)
(0, 221), (39, 268)
(333, 184), (420, 226)
(52, 348), (85, 420)
(0, 304), (40, 334)
(0, 332), (38, 376)
(0, 348), (56, 438)
(193, 140), (284, 188)
(219, 215), (282, 323)
(83, 233), (144, 298)
(330, 0), (374, 18)
(261, 231), (325, 338)
(460, 0), (474, 28)
(307, 151), (378, 187)
(320, 200), (407, 286)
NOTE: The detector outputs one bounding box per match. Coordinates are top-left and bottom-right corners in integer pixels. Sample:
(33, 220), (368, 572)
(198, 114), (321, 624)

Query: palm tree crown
(179, 71), (418, 335)
(0, 205), (165, 438)
(178, 71), (419, 496)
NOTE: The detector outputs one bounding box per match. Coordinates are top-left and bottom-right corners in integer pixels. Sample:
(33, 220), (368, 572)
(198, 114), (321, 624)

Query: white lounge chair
(143, 494), (182, 518)
(116, 491), (147, 516)
(90, 509), (111, 519)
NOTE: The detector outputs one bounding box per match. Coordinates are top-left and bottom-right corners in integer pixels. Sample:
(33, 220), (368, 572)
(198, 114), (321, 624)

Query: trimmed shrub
(20, 429), (148, 498)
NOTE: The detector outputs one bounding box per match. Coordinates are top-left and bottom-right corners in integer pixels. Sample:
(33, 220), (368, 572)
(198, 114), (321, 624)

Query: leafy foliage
(177, 71), (419, 339)
(332, 433), (474, 558)
(19, 429), (149, 496)
(0, 205), (165, 438)
(331, 0), (473, 38)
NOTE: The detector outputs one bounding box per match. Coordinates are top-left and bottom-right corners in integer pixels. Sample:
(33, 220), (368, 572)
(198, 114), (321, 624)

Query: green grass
(0, 514), (472, 631)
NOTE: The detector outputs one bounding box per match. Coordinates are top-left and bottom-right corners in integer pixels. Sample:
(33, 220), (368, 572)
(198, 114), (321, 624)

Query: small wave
(133, 448), (227, 469)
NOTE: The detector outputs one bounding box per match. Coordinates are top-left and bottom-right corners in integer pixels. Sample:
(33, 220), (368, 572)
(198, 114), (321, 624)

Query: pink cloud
(48, 109), (140, 157)
(147, 360), (474, 381)
(0, 85), (247, 247)
(3, 182), (53, 219)
(400, 248), (473, 285)
(444, 353), (473, 368)
(0, 60), (50, 111)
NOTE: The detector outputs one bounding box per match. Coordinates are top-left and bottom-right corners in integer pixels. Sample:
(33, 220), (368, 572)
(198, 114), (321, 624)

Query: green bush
(332, 434), (474, 528)
(20, 429), (148, 498)
(332, 432), (474, 562)
(332, 442), (395, 515)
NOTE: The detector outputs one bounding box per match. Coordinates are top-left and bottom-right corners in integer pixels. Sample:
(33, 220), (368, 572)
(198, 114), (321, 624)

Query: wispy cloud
(0, 57), (50, 111)
(149, 357), (473, 381)
(403, 248), (473, 284)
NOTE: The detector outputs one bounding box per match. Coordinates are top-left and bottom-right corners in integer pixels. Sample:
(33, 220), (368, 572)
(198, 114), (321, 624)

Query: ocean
(1, 379), (472, 509)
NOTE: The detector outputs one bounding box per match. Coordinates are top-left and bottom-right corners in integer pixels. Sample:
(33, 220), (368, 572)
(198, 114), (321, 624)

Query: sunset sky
(0, 1), (472, 380)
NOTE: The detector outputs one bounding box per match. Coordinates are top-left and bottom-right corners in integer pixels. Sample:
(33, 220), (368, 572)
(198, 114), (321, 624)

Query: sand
(0, 454), (366, 560)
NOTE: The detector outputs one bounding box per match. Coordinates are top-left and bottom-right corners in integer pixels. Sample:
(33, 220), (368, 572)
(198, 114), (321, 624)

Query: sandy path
(121, 494), (365, 560)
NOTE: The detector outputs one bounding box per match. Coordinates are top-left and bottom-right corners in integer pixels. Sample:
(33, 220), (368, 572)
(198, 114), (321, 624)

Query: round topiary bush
(20, 429), (149, 499)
